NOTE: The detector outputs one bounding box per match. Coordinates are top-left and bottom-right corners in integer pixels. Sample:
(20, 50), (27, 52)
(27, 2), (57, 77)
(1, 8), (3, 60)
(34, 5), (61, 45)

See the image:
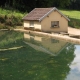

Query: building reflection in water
(24, 33), (69, 56)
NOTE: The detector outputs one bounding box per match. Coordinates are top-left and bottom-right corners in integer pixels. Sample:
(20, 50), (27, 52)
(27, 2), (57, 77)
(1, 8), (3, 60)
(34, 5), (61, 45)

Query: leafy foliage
(0, 8), (25, 28)
(0, 0), (80, 12)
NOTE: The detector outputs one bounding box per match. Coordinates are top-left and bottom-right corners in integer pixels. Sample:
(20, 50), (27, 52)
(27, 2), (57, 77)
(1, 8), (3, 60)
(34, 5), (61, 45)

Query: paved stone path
(68, 27), (80, 35)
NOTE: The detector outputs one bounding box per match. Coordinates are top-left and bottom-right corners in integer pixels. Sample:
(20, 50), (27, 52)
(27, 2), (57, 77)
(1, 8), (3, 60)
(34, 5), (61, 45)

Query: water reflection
(24, 33), (69, 56)
(0, 31), (77, 80)
(66, 45), (80, 80)
(24, 33), (76, 80)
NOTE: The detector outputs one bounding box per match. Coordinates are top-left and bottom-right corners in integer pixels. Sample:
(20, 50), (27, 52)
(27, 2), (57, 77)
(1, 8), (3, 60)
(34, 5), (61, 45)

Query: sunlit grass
(0, 8), (26, 28)
(0, 8), (26, 17)
(60, 9), (80, 19)
(60, 9), (80, 28)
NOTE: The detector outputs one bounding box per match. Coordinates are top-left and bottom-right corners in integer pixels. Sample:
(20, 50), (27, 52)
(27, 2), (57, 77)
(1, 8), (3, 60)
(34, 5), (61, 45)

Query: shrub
(0, 15), (5, 23)
(0, 26), (3, 29)
(0, 23), (8, 29)
(12, 16), (22, 26)
(69, 18), (80, 28)
(4, 15), (8, 19)
(4, 15), (22, 27)
(5, 19), (12, 26)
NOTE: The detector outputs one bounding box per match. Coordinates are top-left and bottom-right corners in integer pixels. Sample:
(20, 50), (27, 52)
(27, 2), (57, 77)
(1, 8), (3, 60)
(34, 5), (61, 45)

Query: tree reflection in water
(0, 31), (75, 80)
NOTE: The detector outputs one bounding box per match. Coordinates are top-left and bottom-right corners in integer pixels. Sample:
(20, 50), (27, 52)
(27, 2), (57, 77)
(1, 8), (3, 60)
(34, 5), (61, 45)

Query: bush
(4, 15), (23, 27)
(0, 26), (3, 29)
(0, 23), (8, 29)
(12, 16), (23, 26)
(69, 18), (80, 28)
(4, 15), (8, 19)
(0, 8), (24, 29)
(0, 15), (5, 23)
(5, 19), (12, 26)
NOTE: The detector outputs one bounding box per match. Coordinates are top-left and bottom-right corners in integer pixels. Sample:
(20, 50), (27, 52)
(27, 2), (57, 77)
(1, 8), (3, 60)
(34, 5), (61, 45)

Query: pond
(0, 31), (80, 80)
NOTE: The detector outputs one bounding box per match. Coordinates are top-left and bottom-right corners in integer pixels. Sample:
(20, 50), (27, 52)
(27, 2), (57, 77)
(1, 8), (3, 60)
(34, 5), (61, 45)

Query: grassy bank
(61, 10), (80, 28)
(0, 8), (26, 29)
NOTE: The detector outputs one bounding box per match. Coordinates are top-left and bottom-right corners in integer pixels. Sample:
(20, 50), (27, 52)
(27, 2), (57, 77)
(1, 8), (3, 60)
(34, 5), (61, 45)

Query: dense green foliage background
(0, 0), (80, 12)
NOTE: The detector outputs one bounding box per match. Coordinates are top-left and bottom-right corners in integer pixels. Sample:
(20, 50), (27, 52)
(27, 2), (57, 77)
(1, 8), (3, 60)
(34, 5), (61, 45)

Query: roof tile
(23, 8), (53, 20)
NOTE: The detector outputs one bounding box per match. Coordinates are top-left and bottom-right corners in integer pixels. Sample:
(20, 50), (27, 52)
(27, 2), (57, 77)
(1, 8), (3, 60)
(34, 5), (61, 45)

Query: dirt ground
(68, 27), (80, 35)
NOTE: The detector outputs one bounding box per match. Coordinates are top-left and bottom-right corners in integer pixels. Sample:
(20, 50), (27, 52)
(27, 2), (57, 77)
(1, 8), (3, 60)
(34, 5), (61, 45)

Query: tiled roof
(22, 7), (70, 21)
(22, 8), (53, 21)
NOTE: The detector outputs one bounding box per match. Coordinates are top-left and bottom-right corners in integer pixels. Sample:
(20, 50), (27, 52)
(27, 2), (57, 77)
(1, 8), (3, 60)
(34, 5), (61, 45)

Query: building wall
(41, 10), (68, 32)
(34, 21), (41, 30)
(24, 21), (30, 28)
(24, 21), (41, 30)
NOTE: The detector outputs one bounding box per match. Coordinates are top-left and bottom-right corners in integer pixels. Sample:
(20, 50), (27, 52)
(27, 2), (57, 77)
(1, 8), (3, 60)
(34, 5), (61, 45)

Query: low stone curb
(14, 29), (80, 44)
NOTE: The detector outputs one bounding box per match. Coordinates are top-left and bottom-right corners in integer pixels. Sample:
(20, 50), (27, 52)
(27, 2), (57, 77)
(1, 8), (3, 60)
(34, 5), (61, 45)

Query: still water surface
(0, 31), (80, 80)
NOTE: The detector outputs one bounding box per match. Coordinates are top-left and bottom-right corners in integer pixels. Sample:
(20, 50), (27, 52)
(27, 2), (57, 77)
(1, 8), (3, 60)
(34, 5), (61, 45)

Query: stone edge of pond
(10, 29), (80, 45)
(0, 29), (9, 31)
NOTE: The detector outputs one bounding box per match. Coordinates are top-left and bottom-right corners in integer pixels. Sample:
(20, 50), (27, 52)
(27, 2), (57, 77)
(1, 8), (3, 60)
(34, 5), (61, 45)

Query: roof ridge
(39, 7), (55, 21)
(39, 7), (70, 21)
(22, 7), (70, 21)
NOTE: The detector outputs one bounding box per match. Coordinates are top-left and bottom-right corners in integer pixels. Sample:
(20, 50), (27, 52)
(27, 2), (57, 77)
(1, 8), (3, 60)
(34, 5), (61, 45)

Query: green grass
(60, 9), (80, 19)
(0, 8), (25, 17)
(60, 9), (80, 28)
(0, 8), (27, 28)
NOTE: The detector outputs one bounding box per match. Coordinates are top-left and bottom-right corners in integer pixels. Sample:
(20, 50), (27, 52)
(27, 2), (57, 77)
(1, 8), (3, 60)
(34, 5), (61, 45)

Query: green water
(0, 31), (80, 80)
